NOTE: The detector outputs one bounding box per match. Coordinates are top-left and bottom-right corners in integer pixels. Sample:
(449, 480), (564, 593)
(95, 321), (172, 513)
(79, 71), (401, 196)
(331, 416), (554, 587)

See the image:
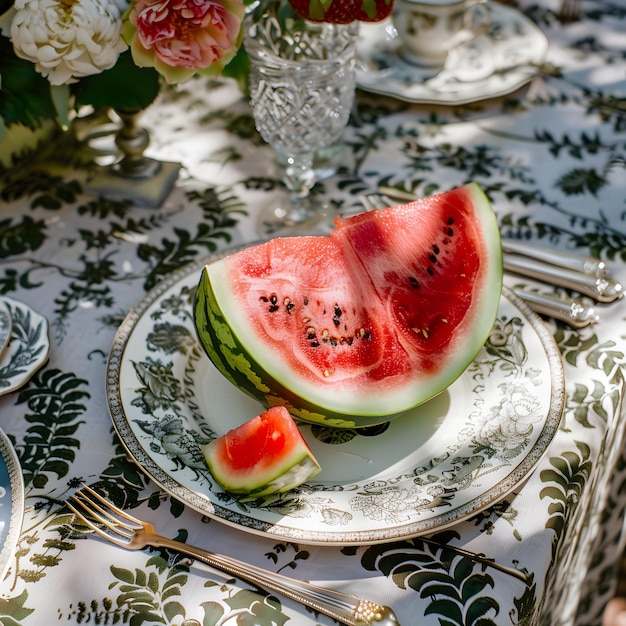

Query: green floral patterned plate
(0, 297), (49, 396)
(107, 253), (566, 545)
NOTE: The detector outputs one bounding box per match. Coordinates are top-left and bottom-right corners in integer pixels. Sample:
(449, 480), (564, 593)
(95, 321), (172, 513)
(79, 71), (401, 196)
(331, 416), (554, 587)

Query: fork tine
(66, 498), (133, 549)
(78, 484), (142, 527)
(69, 494), (135, 541)
(66, 499), (98, 531)
(69, 485), (140, 540)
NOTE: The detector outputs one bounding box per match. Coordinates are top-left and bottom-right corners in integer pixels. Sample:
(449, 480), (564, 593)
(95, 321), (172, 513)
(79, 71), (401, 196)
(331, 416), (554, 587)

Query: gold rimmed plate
(106, 250), (565, 545)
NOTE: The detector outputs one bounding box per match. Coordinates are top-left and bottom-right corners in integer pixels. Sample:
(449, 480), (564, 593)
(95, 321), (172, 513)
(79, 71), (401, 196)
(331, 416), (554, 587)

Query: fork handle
(152, 535), (400, 626)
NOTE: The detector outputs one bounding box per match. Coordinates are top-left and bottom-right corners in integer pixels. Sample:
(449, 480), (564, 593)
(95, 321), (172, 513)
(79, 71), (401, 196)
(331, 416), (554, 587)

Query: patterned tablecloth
(1, 1), (625, 625)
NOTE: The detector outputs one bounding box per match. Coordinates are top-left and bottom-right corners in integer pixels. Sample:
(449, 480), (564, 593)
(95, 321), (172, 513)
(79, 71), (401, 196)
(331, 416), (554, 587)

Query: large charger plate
(0, 428), (25, 579)
(107, 252), (565, 545)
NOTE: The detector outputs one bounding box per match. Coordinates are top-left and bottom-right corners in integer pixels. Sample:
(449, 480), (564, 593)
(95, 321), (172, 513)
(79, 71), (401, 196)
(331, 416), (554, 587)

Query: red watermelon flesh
(195, 183), (502, 426)
(201, 406), (321, 495)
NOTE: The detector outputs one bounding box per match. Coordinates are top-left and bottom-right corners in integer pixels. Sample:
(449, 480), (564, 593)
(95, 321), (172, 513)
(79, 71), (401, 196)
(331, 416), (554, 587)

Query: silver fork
(66, 484), (400, 626)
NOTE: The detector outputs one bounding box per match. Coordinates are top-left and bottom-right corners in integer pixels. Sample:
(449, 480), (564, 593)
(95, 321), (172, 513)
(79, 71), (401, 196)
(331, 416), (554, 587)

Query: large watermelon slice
(194, 183), (503, 429)
(201, 406), (321, 496)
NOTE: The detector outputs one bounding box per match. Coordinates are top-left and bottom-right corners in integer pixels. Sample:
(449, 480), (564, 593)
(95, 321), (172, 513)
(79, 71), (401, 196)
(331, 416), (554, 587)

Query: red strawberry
(288, 0), (394, 23)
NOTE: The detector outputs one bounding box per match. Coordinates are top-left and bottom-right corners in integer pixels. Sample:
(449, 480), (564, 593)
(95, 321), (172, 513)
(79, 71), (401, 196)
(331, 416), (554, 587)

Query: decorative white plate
(107, 253), (565, 545)
(0, 297), (50, 396)
(0, 300), (11, 360)
(356, 3), (549, 105)
(0, 428), (24, 580)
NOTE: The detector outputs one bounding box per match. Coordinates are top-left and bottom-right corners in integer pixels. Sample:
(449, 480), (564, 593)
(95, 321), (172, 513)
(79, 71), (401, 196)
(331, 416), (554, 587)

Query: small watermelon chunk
(194, 183), (503, 428)
(201, 406), (321, 496)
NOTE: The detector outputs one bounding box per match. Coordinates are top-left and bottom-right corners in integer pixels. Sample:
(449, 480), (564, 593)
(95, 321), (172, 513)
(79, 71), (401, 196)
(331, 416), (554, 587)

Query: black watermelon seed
(333, 305), (342, 327)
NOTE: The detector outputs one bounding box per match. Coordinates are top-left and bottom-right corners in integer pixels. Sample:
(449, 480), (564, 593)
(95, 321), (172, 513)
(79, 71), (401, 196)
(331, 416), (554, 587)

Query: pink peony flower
(122, 0), (245, 83)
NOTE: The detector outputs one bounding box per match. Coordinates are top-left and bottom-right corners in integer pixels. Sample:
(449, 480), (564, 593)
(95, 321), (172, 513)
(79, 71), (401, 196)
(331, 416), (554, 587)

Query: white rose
(10, 0), (128, 85)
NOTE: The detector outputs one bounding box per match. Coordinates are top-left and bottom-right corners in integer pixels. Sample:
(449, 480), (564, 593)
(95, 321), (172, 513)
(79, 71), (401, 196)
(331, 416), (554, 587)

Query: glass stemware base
(257, 193), (335, 237)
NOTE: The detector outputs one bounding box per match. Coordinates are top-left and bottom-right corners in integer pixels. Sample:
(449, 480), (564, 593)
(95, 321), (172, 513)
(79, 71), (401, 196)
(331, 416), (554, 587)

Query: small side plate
(356, 3), (549, 105)
(0, 297), (50, 397)
(0, 299), (12, 361)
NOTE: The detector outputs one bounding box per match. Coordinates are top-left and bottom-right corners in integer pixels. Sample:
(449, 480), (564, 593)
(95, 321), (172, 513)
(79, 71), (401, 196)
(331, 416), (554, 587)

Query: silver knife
(504, 255), (623, 303)
(502, 240), (607, 277)
(513, 289), (599, 328)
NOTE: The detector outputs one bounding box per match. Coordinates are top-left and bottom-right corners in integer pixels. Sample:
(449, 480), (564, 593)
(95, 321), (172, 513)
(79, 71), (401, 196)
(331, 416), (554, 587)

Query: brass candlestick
(113, 108), (162, 179)
(85, 107), (181, 208)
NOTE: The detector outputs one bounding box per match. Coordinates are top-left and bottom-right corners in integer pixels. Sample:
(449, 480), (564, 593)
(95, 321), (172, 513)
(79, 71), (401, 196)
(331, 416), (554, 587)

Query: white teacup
(392, 0), (492, 68)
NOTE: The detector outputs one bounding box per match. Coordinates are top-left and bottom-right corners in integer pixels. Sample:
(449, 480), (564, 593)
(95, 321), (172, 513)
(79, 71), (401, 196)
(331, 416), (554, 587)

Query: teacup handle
(464, 0), (492, 37)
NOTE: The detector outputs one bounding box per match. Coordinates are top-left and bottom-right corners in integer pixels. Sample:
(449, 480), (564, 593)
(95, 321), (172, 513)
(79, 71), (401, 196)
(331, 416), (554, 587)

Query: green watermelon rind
(194, 278), (361, 428)
(194, 183), (503, 428)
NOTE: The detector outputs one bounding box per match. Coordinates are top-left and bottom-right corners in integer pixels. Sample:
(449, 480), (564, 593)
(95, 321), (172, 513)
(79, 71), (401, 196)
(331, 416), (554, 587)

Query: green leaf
(419, 583), (460, 600)
(147, 570), (159, 593)
(0, 36), (58, 129)
(556, 167), (607, 196)
(572, 383), (590, 403)
(164, 600), (185, 621)
(461, 573), (495, 602)
(424, 598), (464, 622)
(0, 216), (47, 258)
(452, 557), (475, 584)
(226, 588), (272, 610)
(162, 572), (187, 594)
(466, 595), (499, 623)
(221, 46), (250, 94)
(406, 570), (454, 591)
(539, 468), (569, 487)
(111, 566), (136, 584)
(539, 485), (565, 500)
(0, 590), (35, 622)
(72, 50), (161, 110)
(592, 399), (609, 421)
(201, 600), (225, 626)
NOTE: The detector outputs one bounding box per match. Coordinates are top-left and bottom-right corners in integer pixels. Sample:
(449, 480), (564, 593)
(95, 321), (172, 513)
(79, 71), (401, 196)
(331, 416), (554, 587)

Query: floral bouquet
(0, 0), (392, 144)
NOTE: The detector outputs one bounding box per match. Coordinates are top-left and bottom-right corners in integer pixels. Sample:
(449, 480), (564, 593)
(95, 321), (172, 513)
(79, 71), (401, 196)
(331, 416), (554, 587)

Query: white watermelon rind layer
(194, 183), (503, 428)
